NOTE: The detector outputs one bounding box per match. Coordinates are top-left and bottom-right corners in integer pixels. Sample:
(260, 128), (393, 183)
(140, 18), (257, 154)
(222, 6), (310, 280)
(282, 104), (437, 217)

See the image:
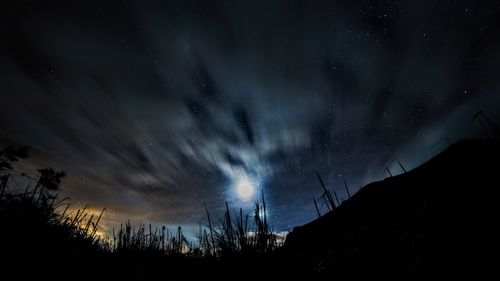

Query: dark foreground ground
(1, 139), (499, 278)
(285, 139), (500, 277)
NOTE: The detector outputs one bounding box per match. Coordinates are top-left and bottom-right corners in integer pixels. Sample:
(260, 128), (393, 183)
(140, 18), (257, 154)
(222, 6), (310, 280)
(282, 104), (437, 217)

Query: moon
(235, 175), (256, 202)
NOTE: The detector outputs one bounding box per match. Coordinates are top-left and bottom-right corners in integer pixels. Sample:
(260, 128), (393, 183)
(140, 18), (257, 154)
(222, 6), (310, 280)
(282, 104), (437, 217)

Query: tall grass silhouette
(0, 145), (281, 274)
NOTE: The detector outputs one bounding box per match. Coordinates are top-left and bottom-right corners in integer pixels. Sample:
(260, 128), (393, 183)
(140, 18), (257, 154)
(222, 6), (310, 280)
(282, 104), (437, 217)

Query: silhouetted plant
(0, 146), (28, 172)
(1, 147), (282, 270)
(37, 168), (66, 191)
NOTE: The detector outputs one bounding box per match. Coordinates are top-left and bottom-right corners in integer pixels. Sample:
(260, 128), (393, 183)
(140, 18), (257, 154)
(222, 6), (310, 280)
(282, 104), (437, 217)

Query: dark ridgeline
(1, 139), (500, 277)
(284, 139), (500, 277)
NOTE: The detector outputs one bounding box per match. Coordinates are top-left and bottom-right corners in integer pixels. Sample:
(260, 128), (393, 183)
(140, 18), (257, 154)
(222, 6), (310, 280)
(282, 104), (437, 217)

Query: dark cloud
(233, 108), (255, 145)
(1, 0), (500, 233)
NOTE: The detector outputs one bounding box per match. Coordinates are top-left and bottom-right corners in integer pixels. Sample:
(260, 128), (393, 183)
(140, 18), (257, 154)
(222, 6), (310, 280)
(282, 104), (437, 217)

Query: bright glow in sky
(3, 0), (500, 236)
(235, 174), (257, 202)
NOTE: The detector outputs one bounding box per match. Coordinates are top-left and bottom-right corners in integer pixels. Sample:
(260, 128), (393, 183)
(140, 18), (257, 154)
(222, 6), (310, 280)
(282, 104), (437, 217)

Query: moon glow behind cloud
(234, 172), (257, 203)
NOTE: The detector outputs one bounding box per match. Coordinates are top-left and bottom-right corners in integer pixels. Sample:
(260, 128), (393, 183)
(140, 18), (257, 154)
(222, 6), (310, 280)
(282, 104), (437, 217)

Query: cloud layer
(1, 0), (500, 232)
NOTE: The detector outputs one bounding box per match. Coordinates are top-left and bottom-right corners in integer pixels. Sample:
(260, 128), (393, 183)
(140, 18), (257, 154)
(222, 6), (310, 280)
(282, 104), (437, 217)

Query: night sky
(1, 0), (500, 236)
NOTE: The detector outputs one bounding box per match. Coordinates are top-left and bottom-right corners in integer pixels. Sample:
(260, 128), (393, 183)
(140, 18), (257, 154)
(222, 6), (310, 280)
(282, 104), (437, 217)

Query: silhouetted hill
(2, 140), (498, 277)
(284, 139), (500, 276)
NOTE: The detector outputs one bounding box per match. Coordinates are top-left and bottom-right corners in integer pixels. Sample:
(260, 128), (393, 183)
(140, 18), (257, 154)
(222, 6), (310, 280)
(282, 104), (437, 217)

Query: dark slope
(284, 140), (500, 276)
